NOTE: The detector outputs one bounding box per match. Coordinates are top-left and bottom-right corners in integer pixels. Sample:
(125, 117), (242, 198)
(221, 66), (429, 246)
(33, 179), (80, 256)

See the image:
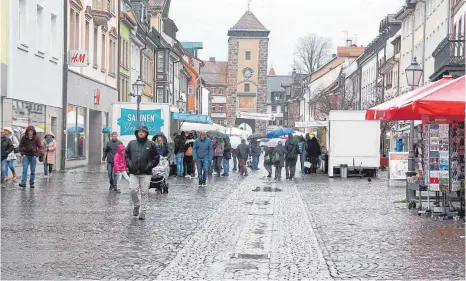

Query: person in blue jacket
(193, 131), (213, 187)
(395, 139), (404, 152)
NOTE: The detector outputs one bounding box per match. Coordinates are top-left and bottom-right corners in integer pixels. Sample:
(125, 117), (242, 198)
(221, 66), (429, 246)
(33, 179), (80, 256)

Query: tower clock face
(242, 67), (254, 79)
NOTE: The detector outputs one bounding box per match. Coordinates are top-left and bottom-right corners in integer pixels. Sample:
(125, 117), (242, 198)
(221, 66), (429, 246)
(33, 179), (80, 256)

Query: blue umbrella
(102, 127), (111, 134)
(266, 127), (294, 138)
(67, 127), (84, 133)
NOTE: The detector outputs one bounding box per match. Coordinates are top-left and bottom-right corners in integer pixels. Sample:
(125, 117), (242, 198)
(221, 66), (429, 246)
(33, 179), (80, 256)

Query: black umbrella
(247, 133), (266, 140)
(207, 131), (227, 139)
(294, 135), (306, 142)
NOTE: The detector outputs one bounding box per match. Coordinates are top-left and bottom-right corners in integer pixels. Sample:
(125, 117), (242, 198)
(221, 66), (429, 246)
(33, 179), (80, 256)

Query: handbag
(272, 152), (280, 163)
(38, 152), (44, 162)
(304, 161), (312, 168)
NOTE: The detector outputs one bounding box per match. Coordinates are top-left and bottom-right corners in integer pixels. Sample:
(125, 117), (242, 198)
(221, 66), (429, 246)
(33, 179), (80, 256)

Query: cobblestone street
(1, 165), (464, 280)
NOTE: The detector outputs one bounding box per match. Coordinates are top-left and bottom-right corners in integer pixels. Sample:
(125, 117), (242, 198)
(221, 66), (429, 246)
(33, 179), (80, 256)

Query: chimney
(346, 39), (352, 47)
(353, 34), (358, 46)
(209, 57), (216, 62)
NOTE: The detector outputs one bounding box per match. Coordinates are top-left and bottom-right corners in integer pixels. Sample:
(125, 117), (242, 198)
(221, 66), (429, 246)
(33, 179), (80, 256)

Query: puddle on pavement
(234, 253), (269, 260)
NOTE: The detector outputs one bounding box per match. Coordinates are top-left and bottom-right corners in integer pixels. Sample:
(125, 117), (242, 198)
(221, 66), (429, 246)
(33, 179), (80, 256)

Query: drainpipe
(420, 0), (427, 85)
(60, 0), (68, 171)
(117, 0), (121, 101)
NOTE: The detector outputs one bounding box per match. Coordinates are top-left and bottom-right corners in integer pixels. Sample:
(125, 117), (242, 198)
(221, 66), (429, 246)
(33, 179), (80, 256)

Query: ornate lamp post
(177, 96), (186, 113)
(130, 77), (145, 127)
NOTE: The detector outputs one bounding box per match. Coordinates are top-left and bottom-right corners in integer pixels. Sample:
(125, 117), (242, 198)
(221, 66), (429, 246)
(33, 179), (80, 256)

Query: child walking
(113, 144), (130, 193)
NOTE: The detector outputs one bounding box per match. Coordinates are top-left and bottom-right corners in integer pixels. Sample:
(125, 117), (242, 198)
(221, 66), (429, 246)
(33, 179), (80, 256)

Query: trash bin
(340, 164), (348, 179)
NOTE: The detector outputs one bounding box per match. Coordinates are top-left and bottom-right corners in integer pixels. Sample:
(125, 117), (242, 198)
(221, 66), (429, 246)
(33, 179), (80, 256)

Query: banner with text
(117, 108), (165, 136)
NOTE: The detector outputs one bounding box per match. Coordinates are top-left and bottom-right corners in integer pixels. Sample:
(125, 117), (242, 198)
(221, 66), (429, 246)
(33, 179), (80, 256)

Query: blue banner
(172, 113), (213, 124)
(117, 108), (165, 136)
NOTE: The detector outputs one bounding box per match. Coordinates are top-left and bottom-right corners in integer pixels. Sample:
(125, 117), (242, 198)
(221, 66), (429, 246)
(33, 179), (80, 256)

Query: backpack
(185, 146), (193, 156)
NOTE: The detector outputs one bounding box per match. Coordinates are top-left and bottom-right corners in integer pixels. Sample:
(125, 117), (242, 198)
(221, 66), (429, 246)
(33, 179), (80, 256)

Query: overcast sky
(170, 0), (405, 75)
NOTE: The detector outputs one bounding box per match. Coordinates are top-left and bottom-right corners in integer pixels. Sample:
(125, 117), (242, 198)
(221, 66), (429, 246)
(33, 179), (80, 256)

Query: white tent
(223, 127), (250, 138)
(180, 122), (226, 132)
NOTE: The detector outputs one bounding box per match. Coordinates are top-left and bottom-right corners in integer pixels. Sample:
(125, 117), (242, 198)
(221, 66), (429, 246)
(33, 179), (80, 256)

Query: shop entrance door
(88, 110), (102, 165)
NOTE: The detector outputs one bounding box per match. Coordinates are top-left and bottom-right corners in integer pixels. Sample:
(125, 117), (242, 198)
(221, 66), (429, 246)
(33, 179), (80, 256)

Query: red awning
(365, 76), (456, 120)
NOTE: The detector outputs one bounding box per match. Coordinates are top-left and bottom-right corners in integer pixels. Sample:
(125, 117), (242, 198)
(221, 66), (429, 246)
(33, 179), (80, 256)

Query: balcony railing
(432, 34), (465, 79)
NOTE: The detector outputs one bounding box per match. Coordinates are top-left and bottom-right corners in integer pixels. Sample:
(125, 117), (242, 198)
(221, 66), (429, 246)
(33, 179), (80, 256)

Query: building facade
(119, 0), (137, 102)
(266, 68), (291, 131)
(3, 0), (65, 170)
(226, 10), (269, 133)
(202, 58), (228, 126)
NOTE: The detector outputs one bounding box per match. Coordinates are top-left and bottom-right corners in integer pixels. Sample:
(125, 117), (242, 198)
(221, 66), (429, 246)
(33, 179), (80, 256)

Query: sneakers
(19, 183), (26, 188)
(221, 173), (229, 177)
(267, 173), (272, 178)
(232, 168), (237, 171)
(109, 185), (114, 190)
(30, 184), (35, 188)
(139, 212), (146, 220)
(44, 175), (48, 179)
(114, 188), (121, 193)
(199, 179), (203, 186)
(133, 206), (140, 216)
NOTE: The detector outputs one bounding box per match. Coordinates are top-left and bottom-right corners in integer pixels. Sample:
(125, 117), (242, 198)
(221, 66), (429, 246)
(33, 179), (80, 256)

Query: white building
(266, 69), (291, 130)
(3, 0), (65, 170)
(66, 0), (119, 168)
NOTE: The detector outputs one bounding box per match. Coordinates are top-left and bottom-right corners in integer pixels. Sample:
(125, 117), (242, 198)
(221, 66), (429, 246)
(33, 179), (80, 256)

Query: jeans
(129, 175), (151, 214)
(44, 163), (53, 175)
(300, 151), (307, 172)
(223, 158), (230, 175)
(286, 158), (298, 179)
(1, 159), (6, 183)
(196, 158), (210, 180)
(232, 156), (238, 170)
(214, 156), (223, 174)
(107, 163), (116, 186)
(176, 153), (184, 177)
(274, 165), (282, 180)
(3, 159), (16, 178)
(21, 156), (37, 185)
(252, 155), (259, 169)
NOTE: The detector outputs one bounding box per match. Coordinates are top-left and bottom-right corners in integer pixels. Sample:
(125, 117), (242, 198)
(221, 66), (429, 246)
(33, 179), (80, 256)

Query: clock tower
(226, 10), (269, 133)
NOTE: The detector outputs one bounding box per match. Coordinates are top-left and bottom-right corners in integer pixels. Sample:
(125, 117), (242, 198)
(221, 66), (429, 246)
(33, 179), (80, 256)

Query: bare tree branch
(294, 34), (333, 74)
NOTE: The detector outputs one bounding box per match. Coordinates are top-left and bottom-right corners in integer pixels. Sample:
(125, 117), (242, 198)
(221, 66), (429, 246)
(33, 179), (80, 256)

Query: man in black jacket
(1, 129), (14, 185)
(102, 131), (123, 190)
(174, 131), (186, 177)
(125, 126), (159, 220)
(237, 139), (250, 176)
(285, 133), (299, 180)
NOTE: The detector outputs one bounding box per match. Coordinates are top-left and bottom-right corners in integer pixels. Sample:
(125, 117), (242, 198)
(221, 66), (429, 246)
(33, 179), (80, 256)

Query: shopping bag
(272, 152), (280, 163)
(304, 161), (312, 168)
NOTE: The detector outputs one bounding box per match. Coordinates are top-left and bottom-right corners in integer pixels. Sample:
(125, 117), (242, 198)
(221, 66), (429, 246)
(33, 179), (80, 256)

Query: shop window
(67, 105), (87, 159)
(11, 100), (45, 142)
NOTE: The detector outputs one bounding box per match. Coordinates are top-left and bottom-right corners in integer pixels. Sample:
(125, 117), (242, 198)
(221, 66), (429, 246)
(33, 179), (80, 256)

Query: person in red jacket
(18, 126), (42, 188)
(113, 144), (129, 193)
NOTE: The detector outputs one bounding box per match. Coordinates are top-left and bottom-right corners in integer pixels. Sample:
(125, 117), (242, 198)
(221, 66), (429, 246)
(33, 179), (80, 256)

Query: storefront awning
(365, 76), (453, 121)
(295, 121), (329, 128)
(171, 113), (213, 124)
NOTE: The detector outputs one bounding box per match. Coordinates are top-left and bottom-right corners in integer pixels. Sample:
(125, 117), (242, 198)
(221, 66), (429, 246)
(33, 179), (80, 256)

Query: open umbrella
(247, 133), (266, 140)
(294, 135), (305, 143)
(102, 127), (111, 134)
(266, 138), (283, 148)
(229, 136), (245, 149)
(207, 130), (227, 139)
(266, 127), (294, 138)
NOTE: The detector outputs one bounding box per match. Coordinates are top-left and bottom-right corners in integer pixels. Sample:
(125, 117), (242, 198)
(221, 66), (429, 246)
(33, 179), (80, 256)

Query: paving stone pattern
(1, 165), (464, 280)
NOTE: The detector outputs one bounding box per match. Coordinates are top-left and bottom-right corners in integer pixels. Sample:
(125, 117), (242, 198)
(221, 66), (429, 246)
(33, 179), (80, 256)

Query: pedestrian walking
(2, 127), (19, 181)
(299, 134), (309, 173)
(213, 138), (224, 177)
(174, 131), (186, 177)
(167, 143), (177, 176)
(306, 136), (322, 174)
(237, 139), (250, 176)
(184, 134), (195, 178)
(264, 146), (274, 178)
(113, 144), (130, 193)
(193, 131), (213, 186)
(232, 147), (238, 171)
(42, 132), (56, 178)
(18, 126), (42, 188)
(125, 126), (159, 220)
(272, 141), (286, 180)
(285, 133), (299, 180)
(102, 132), (123, 190)
(222, 136), (231, 176)
(1, 129), (14, 186)
(250, 139), (261, 170)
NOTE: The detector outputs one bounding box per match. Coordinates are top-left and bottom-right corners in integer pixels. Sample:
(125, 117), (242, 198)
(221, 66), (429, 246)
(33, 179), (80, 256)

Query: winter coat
(285, 135), (299, 160)
(43, 132), (57, 165)
(263, 147), (274, 166)
(272, 145), (287, 167)
(1, 136), (14, 161)
(102, 138), (123, 163)
(7, 134), (19, 160)
(193, 137), (213, 160)
(223, 137), (232, 160)
(307, 137), (321, 159)
(213, 139), (225, 157)
(395, 140), (404, 152)
(19, 126), (42, 157)
(125, 126), (160, 175)
(250, 140), (261, 156)
(152, 134), (168, 157)
(113, 144), (127, 173)
(174, 135), (186, 154)
(237, 143), (250, 160)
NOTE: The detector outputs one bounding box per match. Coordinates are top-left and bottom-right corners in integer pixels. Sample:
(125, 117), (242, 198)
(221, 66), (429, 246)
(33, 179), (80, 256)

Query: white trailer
(327, 111), (380, 177)
(110, 103), (180, 146)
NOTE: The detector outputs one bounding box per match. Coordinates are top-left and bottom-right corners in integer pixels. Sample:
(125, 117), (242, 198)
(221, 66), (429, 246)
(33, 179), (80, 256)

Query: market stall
(366, 75), (465, 220)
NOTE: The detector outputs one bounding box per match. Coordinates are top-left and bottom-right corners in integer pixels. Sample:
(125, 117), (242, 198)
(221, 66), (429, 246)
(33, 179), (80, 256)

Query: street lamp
(177, 96), (186, 113)
(405, 57), (423, 199)
(131, 77), (144, 127)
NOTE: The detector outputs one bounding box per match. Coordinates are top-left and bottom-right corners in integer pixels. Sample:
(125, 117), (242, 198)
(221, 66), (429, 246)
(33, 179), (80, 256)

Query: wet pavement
(1, 165), (464, 280)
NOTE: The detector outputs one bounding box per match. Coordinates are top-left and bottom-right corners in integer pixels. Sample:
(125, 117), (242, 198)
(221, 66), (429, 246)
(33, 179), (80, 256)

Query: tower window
(245, 51), (251, 60)
(244, 83), (250, 92)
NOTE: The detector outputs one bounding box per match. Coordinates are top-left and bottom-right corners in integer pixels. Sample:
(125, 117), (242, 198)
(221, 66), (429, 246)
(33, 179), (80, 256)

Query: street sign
(68, 50), (88, 67)
(295, 121), (328, 128)
(237, 112), (274, 121)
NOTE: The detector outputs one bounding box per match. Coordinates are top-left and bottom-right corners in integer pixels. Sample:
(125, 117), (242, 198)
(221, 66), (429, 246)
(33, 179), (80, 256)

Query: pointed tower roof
(268, 67), (276, 76)
(228, 11), (270, 37)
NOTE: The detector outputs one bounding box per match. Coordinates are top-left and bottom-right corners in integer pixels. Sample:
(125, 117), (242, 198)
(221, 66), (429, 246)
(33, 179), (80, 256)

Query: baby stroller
(150, 157), (169, 194)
